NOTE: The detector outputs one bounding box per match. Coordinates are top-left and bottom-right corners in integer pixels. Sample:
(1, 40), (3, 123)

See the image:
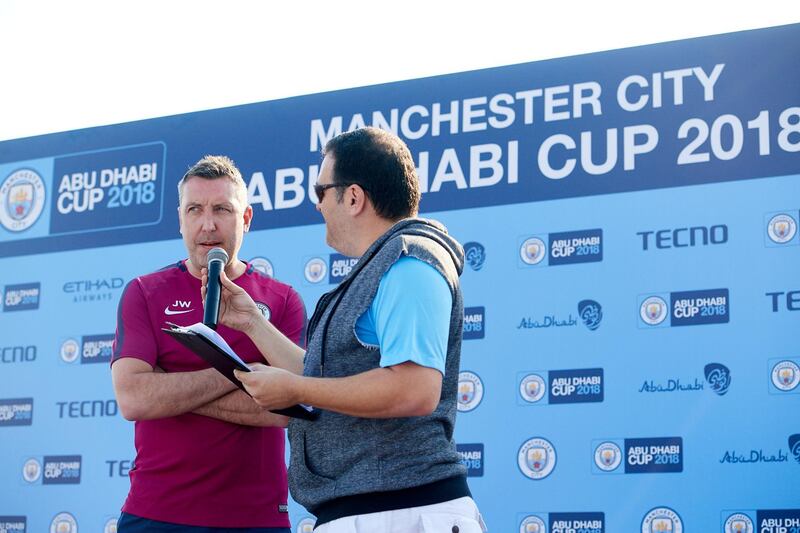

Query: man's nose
(201, 214), (217, 231)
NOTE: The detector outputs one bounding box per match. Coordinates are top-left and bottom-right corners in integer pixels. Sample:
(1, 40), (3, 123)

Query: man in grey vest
(208, 127), (486, 532)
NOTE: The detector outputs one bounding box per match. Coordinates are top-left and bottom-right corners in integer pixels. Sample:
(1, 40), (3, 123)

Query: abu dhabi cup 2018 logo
(457, 371), (484, 412)
(518, 437), (556, 480)
(766, 212), (797, 244)
(724, 513), (754, 533)
(303, 257), (327, 284)
(250, 257), (274, 277)
(463, 241), (486, 271)
(641, 507), (682, 533)
(770, 360), (800, 392)
(0, 169), (46, 232)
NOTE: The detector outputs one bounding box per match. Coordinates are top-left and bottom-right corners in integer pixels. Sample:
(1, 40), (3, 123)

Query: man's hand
(202, 268), (262, 334)
(234, 363), (302, 410)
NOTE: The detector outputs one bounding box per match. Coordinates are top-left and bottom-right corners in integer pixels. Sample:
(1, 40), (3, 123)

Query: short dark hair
(323, 127), (420, 220)
(178, 155), (247, 205)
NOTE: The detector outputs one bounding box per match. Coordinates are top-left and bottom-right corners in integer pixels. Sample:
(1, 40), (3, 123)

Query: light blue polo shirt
(354, 255), (452, 374)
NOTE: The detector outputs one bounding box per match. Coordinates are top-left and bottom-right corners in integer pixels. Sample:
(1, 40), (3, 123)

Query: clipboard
(162, 322), (318, 421)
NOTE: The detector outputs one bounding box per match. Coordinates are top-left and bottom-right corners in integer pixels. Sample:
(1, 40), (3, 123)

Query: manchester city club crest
(724, 513), (754, 533)
(296, 518), (315, 533)
(519, 373), (546, 403)
(767, 213), (797, 244)
(518, 437), (556, 480)
(104, 517), (118, 533)
(520, 237), (546, 265)
(641, 507), (682, 533)
(463, 241), (486, 271)
(250, 256), (274, 277)
(594, 441), (622, 472)
(60, 339), (80, 364)
(50, 512), (78, 533)
(457, 371), (484, 412)
(0, 169), (46, 232)
(519, 515), (547, 533)
(23, 457), (41, 483)
(640, 296), (668, 326)
(704, 363), (732, 396)
(304, 257), (327, 284)
(771, 360), (800, 391)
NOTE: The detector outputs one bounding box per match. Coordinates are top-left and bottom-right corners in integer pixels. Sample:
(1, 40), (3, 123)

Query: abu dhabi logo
(463, 242), (486, 271)
(704, 363), (732, 396)
(789, 434), (800, 465)
(578, 300), (602, 330)
(0, 169), (46, 232)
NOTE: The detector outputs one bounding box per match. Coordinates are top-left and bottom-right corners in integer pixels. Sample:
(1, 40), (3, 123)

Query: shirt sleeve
(112, 278), (158, 367)
(277, 286), (307, 347)
(372, 256), (452, 374)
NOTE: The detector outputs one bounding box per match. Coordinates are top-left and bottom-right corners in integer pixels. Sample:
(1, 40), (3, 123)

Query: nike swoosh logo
(164, 307), (194, 315)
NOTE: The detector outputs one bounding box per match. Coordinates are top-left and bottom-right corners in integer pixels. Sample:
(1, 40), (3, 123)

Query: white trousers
(314, 496), (487, 533)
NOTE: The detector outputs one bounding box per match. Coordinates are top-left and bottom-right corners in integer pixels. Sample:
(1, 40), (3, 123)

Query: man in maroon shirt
(111, 155), (305, 532)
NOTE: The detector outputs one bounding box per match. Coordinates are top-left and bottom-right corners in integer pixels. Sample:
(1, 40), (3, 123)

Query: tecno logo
(766, 290), (800, 312)
(637, 225), (728, 250)
(1, 345), (36, 363)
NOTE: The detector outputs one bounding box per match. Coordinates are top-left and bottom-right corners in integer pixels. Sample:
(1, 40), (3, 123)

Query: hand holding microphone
(201, 248), (261, 333)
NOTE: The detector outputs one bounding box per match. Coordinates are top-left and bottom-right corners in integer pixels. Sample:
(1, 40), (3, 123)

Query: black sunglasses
(313, 182), (347, 202)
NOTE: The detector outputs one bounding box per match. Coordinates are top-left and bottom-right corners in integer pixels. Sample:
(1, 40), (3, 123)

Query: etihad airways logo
(164, 300), (194, 315)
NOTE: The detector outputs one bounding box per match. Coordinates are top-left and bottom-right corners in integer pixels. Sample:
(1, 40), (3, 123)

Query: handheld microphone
(203, 247), (229, 329)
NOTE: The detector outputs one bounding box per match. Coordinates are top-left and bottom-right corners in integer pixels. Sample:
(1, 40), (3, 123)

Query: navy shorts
(117, 512), (292, 533)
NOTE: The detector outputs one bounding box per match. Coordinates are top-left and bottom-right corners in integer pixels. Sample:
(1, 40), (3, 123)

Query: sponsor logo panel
(0, 398), (33, 426)
(0, 516), (26, 533)
(3, 283), (41, 312)
(463, 306), (485, 340)
(638, 288), (729, 328)
(456, 443), (484, 477)
(519, 229), (603, 268)
(49, 143), (166, 235)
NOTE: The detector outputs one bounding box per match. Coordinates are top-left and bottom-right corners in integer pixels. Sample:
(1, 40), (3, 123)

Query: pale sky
(1, 0), (797, 142)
